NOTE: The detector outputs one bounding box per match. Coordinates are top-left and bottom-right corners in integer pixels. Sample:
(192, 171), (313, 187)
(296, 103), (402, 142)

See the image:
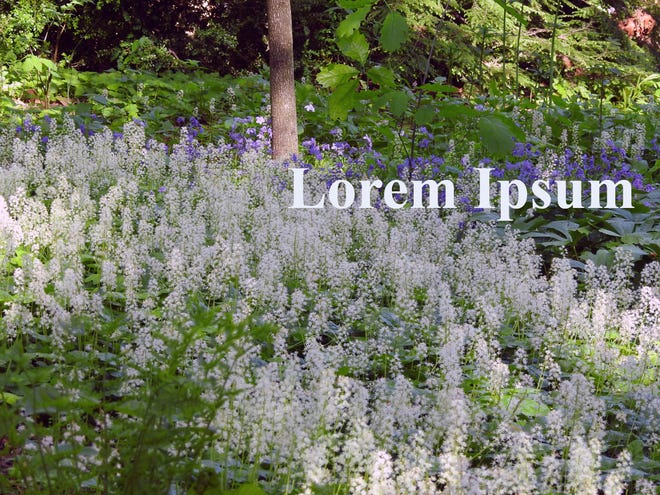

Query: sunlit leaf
(316, 64), (359, 89)
(337, 31), (369, 65)
(328, 79), (359, 120)
(336, 5), (371, 38)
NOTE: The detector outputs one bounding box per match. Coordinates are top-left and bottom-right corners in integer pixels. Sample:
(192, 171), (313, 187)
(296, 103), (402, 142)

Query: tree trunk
(267, 0), (298, 161)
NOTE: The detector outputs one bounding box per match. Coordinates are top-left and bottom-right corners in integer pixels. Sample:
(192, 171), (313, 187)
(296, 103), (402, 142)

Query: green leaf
(517, 397), (550, 417)
(545, 220), (580, 240)
(336, 5), (371, 38)
(366, 65), (396, 88)
(316, 64), (359, 89)
(0, 391), (20, 405)
(23, 55), (58, 73)
(124, 103), (139, 118)
(616, 244), (649, 260)
(581, 248), (615, 267)
(386, 90), (410, 117)
(628, 439), (645, 462)
(418, 83), (459, 94)
(437, 102), (480, 119)
(414, 104), (435, 125)
(478, 114), (523, 158)
(379, 11), (409, 52)
(0, 289), (13, 303)
(328, 79), (359, 120)
(90, 94), (109, 105)
(337, 31), (369, 65)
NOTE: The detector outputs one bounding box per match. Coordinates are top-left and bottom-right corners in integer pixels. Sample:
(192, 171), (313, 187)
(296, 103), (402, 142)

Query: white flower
(304, 102), (315, 112)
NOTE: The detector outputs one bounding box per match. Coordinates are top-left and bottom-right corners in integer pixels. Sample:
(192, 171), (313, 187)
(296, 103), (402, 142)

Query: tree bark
(267, 0), (298, 161)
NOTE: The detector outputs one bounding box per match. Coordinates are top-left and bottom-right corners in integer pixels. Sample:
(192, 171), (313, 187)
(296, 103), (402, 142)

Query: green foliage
(0, 0), (92, 64)
(0, 66), (271, 143)
(115, 36), (195, 73)
(1, 0), (658, 110)
(379, 11), (409, 52)
(478, 113), (524, 157)
(0, 289), (253, 494)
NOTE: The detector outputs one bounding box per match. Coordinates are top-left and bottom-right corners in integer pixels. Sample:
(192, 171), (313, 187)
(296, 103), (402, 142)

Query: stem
(514, 5), (524, 98)
(407, 31), (437, 181)
(478, 26), (487, 92)
(599, 71), (604, 131)
(547, 8), (559, 105)
(52, 24), (66, 64)
(502, 2), (507, 89)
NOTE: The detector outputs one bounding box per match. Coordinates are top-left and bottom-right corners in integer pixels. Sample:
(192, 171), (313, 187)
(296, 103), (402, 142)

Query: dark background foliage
(2, 0), (658, 86)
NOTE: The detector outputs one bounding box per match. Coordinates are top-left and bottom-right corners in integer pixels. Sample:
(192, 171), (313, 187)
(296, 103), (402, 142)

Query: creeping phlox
(0, 117), (657, 494)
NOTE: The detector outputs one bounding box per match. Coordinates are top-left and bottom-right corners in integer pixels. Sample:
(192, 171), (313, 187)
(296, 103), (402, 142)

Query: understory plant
(0, 119), (658, 494)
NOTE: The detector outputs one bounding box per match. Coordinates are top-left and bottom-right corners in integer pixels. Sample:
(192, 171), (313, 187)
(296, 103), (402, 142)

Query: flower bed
(0, 119), (658, 494)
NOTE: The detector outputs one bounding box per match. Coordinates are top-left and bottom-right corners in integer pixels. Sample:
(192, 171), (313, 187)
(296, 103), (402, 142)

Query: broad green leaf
(386, 90), (410, 117)
(316, 63), (359, 89)
(517, 397), (550, 417)
(336, 5), (371, 38)
(366, 65), (396, 88)
(437, 102), (480, 119)
(379, 11), (409, 52)
(23, 55), (58, 73)
(616, 244), (649, 259)
(602, 218), (636, 236)
(0, 391), (20, 405)
(628, 439), (645, 462)
(337, 31), (369, 65)
(90, 94), (109, 105)
(545, 220), (580, 240)
(414, 104), (435, 125)
(581, 248), (615, 267)
(418, 82), (459, 94)
(478, 114), (523, 158)
(124, 103), (139, 118)
(328, 79), (359, 120)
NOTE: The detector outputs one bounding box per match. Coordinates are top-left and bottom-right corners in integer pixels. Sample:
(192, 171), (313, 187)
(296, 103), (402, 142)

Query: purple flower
(302, 138), (323, 161)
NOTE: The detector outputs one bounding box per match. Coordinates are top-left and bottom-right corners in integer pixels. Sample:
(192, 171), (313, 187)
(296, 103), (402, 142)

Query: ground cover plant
(1, 1), (659, 494)
(0, 100), (658, 494)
